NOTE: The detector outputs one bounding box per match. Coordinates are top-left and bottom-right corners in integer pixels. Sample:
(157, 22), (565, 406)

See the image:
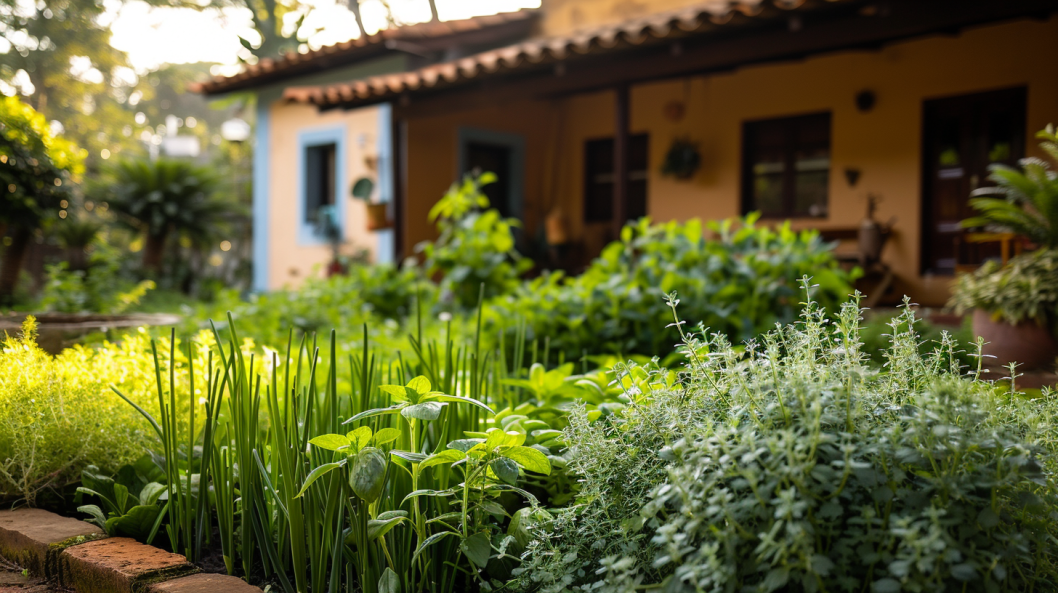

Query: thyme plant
(517, 286), (1058, 592)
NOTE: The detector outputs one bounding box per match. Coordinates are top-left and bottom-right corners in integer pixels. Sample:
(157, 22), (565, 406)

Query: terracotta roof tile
(283, 0), (842, 109)
(192, 8), (538, 95)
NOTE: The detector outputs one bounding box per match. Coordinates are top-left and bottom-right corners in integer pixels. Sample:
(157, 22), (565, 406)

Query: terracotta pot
(365, 203), (391, 231)
(972, 309), (1058, 370)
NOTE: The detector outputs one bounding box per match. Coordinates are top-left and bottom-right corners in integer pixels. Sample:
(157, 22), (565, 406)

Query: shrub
(41, 234), (155, 314)
(516, 291), (1058, 592)
(420, 172), (530, 310)
(490, 216), (853, 363)
(0, 95), (84, 303)
(0, 318), (213, 506)
(948, 248), (1058, 335)
(205, 261), (435, 348)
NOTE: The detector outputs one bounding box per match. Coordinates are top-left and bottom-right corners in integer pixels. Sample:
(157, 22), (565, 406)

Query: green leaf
(401, 488), (457, 506)
(346, 426), (372, 453)
(391, 450), (428, 464)
(78, 505), (108, 531)
(873, 579), (901, 593)
(407, 375), (432, 395)
(378, 385), (409, 402)
(372, 428), (402, 446)
(448, 438), (484, 452)
(138, 483), (166, 506)
(106, 505), (162, 540)
(461, 531), (491, 568)
(309, 434), (351, 451)
(423, 394), (495, 415)
(344, 405), (403, 425)
(368, 516), (407, 541)
(295, 461), (345, 498)
(490, 457), (520, 486)
(412, 531), (458, 565)
(401, 402), (445, 421)
(418, 449), (466, 474)
(378, 568), (400, 593)
(350, 448), (388, 503)
(503, 446), (552, 475)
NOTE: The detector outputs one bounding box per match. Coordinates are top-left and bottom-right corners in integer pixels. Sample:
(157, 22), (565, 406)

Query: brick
(60, 538), (194, 593)
(0, 508), (104, 578)
(147, 573), (262, 593)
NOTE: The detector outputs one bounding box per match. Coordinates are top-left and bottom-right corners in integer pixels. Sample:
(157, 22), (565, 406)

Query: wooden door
(921, 87), (1026, 275)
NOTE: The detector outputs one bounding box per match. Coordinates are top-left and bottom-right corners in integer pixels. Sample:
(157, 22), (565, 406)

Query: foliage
(0, 318), (180, 506)
(0, 95), (84, 224)
(949, 248), (1058, 333)
(489, 215), (853, 363)
(420, 172), (530, 311)
(97, 158), (239, 272)
(41, 234), (155, 314)
(100, 312), (570, 593)
(963, 125), (1058, 248)
(516, 291), (1058, 592)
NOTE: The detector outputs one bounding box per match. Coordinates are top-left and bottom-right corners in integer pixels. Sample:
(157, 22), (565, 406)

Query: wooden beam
(372, 0), (1057, 119)
(612, 85), (629, 239)
(392, 116), (407, 262)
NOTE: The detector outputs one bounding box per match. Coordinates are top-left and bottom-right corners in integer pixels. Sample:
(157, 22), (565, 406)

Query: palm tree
(964, 125), (1058, 249)
(100, 158), (235, 273)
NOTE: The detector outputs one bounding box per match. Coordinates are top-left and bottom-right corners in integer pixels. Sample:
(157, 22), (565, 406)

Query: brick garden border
(0, 509), (261, 593)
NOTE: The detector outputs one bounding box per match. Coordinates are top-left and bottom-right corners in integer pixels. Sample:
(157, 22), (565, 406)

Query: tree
(0, 95), (84, 304)
(0, 0), (155, 170)
(98, 158), (235, 273)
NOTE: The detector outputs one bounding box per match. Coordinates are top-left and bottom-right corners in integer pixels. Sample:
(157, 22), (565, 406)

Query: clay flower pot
(972, 309), (1058, 370)
(365, 203), (391, 231)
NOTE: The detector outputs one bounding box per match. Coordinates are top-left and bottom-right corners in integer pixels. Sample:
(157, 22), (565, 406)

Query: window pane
(305, 143), (337, 224)
(743, 113), (830, 218)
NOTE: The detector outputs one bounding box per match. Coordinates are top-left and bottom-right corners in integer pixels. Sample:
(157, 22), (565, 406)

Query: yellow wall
(266, 102), (382, 289)
(404, 16), (1058, 305)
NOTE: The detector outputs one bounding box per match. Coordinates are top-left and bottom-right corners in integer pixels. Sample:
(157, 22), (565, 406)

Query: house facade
(200, 0), (1058, 306)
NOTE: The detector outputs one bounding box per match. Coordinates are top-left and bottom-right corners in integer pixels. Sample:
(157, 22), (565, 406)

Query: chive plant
(121, 300), (557, 592)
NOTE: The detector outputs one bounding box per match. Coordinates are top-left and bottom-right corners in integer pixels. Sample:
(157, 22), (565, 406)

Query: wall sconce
(845, 168), (862, 188)
(855, 90), (876, 112)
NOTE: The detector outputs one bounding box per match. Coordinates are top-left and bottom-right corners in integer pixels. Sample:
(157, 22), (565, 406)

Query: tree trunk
(142, 231), (168, 273)
(0, 226), (33, 306)
(349, 0), (365, 38)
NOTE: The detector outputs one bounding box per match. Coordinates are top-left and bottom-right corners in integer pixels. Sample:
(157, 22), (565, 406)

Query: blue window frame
(297, 126), (347, 246)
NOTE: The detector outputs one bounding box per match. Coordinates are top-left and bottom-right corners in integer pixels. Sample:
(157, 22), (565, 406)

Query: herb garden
(3, 94), (1058, 593)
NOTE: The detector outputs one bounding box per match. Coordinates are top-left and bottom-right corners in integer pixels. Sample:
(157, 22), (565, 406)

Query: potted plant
(948, 125), (1058, 369)
(351, 177), (390, 231)
(949, 249), (1058, 369)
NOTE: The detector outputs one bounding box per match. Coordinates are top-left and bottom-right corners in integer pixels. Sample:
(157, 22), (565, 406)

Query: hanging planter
(661, 138), (701, 180)
(351, 177), (391, 231)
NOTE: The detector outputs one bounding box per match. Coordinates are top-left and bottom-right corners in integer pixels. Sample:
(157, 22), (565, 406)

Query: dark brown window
(584, 134), (649, 223)
(304, 143), (336, 224)
(742, 113), (831, 218)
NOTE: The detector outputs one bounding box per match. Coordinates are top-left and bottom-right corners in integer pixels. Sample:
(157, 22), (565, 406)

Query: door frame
(457, 127), (526, 221)
(918, 85), (1027, 275)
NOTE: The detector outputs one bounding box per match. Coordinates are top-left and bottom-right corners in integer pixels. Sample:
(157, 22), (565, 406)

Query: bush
(205, 261), (434, 348)
(490, 216), (854, 363)
(516, 292), (1058, 592)
(421, 172), (530, 310)
(0, 318), (212, 506)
